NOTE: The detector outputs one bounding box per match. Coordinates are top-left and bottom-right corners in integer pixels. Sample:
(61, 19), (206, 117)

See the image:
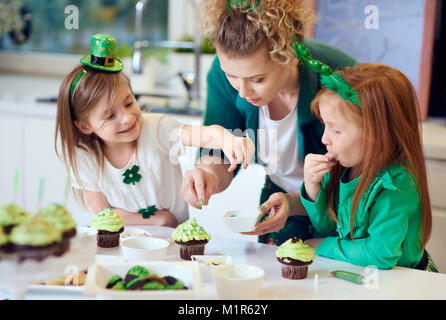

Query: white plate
(83, 261), (201, 300)
(27, 284), (84, 293)
(120, 227), (152, 240)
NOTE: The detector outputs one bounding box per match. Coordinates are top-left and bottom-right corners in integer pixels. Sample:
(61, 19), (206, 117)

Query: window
(0, 0), (168, 54)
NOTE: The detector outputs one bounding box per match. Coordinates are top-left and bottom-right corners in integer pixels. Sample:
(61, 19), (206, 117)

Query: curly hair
(197, 0), (315, 64)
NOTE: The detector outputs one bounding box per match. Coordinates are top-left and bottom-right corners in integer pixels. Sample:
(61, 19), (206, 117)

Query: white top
(257, 104), (304, 193)
(70, 113), (189, 224)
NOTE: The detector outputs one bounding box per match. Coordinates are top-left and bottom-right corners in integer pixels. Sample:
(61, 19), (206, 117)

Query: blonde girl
(55, 34), (254, 226)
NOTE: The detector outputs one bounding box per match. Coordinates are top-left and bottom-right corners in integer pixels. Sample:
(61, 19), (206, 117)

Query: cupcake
(171, 217), (211, 260)
(275, 237), (315, 280)
(0, 204), (29, 234)
(0, 226), (8, 253)
(10, 216), (62, 262)
(38, 203), (77, 256)
(91, 208), (125, 248)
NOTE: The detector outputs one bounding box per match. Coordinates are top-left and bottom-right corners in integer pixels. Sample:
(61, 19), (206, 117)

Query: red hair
(310, 63), (432, 251)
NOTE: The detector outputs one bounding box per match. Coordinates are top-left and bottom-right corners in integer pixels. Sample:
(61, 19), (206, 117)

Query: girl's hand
(242, 192), (290, 235)
(303, 152), (337, 201)
(222, 132), (255, 172)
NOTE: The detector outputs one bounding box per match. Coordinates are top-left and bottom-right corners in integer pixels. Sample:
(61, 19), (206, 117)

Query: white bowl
(191, 255), (233, 282)
(120, 237), (169, 262)
(222, 210), (262, 233)
(83, 261), (201, 300)
(212, 264), (265, 299)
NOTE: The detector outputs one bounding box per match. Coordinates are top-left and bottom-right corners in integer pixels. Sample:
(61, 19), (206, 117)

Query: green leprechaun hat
(80, 33), (123, 72)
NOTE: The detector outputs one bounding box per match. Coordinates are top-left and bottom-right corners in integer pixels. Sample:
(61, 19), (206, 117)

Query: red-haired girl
(255, 63), (437, 271)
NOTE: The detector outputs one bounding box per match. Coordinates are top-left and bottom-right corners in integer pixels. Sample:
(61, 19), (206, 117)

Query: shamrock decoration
(138, 205), (158, 219)
(122, 165), (142, 185)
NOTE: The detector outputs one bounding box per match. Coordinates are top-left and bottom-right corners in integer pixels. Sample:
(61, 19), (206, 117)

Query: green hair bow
(293, 40), (361, 108)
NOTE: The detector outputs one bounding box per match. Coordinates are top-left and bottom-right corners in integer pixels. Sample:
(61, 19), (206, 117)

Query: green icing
(171, 216), (211, 243)
(142, 281), (166, 290)
(10, 216), (62, 246)
(0, 227), (8, 246)
(0, 204), (29, 226)
(127, 265), (150, 278)
(113, 281), (126, 290)
(275, 238), (316, 263)
(107, 275), (122, 288)
(91, 208), (125, 232)
(38, 203), (76, 232)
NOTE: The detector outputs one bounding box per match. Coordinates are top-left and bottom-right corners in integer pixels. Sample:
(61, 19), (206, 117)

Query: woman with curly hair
(180, 0), (357, 245)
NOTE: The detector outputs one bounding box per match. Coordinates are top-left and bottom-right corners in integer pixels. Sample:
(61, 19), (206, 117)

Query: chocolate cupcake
(275, 237), (315, 280)
(9, 216), (63, 262)
(171, 217), (211, 260)
(91, 208), (125, 248)
(0, 226), (8, 254)
(0, 204), (29, 234)
(38, 203), (77, 256)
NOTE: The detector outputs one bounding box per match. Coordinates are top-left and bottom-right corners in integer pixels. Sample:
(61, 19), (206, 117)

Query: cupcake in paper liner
(0, 204), (29, 234)
(91, 208), (125, 248)
(275, 237), (315, 280)
(9, 216), (62, 263)
(0, 226), (8, 253)
(171, 217), (211, 260)
(38, 203), (77, 256)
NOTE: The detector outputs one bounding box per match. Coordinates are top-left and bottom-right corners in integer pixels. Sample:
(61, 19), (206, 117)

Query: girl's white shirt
(257, 104), (304, 193)
(70, 112), (188, 224)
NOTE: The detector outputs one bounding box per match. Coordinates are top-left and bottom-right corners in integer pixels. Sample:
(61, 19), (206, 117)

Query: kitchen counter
(22, 225), (446, 300)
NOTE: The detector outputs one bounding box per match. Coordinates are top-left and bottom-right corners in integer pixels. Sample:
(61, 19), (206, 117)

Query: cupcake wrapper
(14, 243), (58, 263)
(281, 264), (309, 280)
(53, 238), (70, 256)
(97, 233), (120, 248)
(178, 243), (206, 260)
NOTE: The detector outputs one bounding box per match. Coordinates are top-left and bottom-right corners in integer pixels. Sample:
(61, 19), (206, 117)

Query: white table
(23, 225), (446, 300)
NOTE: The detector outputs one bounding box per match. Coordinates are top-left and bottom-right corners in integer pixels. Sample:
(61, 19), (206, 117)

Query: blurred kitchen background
(1, 0), (446, 272)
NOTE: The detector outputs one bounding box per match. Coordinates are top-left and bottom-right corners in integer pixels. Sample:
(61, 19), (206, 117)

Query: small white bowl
(191, 255), (233, 282)
(120, 237), (169, 262)
(222, 210), (262, 233)
(212, 264), (265, 299)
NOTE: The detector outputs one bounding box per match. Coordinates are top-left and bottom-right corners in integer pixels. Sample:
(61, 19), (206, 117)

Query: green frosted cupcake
(38, 203), (77, 256)
(0, 204), (29, 234)
(10, 216), (62, 262)
(172, 217), (211, 260)
(275, 237), (316, 280)
(0, 226), (8, 253)
(91, 208), (125, 248)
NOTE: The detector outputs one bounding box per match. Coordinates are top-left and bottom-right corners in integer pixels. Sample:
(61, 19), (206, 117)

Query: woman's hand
(303, 152), (337, 201)
(181, 166), (220, 209)
(222, 131), (255, 172)
(242, 192), (291, 235)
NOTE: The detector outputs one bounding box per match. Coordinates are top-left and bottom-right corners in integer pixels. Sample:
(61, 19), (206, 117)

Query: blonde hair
(311, 63), (432, 251)
(55, 64), (133, 208)
(197, 0), (315, 64)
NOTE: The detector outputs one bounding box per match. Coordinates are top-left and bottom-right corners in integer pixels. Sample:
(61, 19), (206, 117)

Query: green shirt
(300, 164), (424, 269)
(201, 38), (357, 174)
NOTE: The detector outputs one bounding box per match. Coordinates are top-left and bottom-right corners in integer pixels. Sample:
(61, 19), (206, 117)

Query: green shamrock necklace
(122, 165), (142, 185)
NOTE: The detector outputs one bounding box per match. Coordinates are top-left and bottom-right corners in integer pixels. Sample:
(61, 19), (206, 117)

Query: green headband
(293, 41), (361, 108)
(227, 0), (260, 10)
